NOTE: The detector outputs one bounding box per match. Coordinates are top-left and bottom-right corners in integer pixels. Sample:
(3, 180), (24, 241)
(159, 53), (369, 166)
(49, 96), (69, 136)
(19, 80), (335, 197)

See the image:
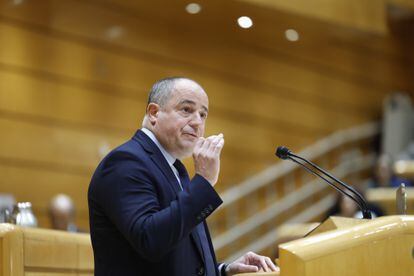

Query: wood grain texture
(279, 216), (414, 276)
(0, 224), (93, 276)
(0, 0), (412, 233)
(238, 0), (388, 34)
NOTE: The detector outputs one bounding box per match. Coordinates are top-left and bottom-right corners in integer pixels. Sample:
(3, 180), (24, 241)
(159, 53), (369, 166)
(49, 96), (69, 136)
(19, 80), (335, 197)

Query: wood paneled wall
(0, 0), (412, 229)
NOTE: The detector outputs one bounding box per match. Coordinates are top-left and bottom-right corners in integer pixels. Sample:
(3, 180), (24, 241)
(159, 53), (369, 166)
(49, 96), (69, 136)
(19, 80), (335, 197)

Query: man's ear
(147, 103), (160, 126)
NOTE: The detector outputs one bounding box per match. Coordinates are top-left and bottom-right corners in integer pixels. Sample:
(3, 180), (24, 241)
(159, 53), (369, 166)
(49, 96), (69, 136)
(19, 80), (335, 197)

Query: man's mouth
(183, 133), (197, 138)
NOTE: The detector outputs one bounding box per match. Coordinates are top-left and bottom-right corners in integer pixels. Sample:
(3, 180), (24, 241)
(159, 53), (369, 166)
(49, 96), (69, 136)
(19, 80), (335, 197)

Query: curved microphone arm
(289, 153), (369, 211)
(287, 157), (367, 216)
(275, 146), (372, 219)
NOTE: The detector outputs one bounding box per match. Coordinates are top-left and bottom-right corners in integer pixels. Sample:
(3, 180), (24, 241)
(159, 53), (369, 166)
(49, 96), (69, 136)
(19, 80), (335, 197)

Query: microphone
(276, 146), (291, 160)
(275, 146), (372, 219)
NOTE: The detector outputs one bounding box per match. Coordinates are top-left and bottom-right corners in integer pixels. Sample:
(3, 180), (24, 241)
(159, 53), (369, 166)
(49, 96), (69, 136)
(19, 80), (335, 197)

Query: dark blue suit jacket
(88, 130), (223, 275)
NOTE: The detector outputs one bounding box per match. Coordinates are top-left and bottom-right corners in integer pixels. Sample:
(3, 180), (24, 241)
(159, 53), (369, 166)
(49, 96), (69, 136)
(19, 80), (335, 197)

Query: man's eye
(182, 107), (191, 113)
(200, 112), (207, 119)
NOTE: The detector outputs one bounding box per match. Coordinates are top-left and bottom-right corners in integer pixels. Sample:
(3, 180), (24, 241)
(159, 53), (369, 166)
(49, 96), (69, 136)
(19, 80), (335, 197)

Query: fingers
(214, 138), (225, 155)
(229, 263), (258, 274)
(192, 137), (205, 155)
(192, 133), (224, 186)
(213, 134), (224, 154)
(197, 133), (224, 154)
(266, 257), (279, 272)
(247, 252), (278, 272)
(196, 137), (205, 148)
(199, 137), (211, 153)
(207, 133), (224, 152)
(258, 255), (270, 272)
(228, 252), (279, 275)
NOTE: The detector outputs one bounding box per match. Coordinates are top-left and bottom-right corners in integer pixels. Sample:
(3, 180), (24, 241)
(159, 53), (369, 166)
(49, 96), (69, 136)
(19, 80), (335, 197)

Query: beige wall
(0, 0), (413, 229)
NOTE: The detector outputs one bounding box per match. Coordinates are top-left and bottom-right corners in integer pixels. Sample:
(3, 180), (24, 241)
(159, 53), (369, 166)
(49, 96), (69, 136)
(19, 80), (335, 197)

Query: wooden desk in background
(3, 216), (414, 276)
(0, 223), (93, 276)
(366, 187), (414, 215)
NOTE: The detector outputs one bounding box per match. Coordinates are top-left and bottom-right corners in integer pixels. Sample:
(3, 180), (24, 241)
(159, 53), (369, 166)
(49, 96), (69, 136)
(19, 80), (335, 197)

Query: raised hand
(192, 133), (225, 186)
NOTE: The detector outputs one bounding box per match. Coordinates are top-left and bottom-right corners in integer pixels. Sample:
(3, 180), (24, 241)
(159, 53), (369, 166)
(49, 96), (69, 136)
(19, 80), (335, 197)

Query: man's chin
(176, 142), (196, 158)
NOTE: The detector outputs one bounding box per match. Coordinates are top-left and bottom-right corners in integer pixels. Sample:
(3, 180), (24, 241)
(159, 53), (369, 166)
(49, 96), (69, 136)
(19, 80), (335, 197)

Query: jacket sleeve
(95, 151), (223, 261)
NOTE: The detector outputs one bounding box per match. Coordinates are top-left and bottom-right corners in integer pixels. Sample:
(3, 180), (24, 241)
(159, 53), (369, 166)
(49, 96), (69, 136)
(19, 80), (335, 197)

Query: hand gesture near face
(192, 133), (224, 186)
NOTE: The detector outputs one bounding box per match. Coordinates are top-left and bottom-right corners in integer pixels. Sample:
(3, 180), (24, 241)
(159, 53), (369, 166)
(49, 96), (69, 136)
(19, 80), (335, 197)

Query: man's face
(151, 79), (209, 158)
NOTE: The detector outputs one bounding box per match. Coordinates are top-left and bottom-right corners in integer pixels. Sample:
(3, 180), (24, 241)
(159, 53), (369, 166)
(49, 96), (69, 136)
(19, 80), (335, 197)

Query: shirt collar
(141, 128), (176, 166)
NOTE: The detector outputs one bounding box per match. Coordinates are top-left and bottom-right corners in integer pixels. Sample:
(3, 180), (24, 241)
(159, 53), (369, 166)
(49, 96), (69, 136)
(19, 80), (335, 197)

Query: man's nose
(189, 113), (203, 127)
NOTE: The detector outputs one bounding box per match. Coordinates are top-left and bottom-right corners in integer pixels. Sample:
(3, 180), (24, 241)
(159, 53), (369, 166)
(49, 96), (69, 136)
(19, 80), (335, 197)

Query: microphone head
(276, 146), (291, 160)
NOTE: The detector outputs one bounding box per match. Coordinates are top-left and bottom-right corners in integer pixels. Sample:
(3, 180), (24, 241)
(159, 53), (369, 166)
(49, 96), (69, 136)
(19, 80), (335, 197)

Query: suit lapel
(132, 130), (181, 196)
(150, 154), (181, 195)
(133, 130), (206, 265)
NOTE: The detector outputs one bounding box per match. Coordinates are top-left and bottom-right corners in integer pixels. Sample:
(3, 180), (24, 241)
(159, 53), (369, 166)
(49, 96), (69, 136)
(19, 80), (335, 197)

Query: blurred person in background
(49, 193), (80, 232)
(371, 153), (412, 187)
(326, 193), (384, 219)
(0, 194), (16, 223)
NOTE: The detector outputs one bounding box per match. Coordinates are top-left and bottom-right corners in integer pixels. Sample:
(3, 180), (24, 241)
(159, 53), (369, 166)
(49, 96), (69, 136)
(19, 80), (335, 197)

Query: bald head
(49, 194), (75, 231)
(147, 77), (203, 108)
(143, 77), (206, 129)
(143, 77), (208, 158)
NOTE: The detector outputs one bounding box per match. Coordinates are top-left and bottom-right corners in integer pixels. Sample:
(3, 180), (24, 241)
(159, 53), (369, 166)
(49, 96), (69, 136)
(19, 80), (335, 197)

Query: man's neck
(141, 128), (176, 165)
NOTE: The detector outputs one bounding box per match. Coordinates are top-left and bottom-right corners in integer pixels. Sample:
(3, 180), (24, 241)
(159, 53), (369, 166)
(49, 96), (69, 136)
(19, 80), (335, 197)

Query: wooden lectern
(2, 216), (414, 276)
(0, 223), (93, 276)
(279, 215), (414, 275)
(235, 215), (414, 276)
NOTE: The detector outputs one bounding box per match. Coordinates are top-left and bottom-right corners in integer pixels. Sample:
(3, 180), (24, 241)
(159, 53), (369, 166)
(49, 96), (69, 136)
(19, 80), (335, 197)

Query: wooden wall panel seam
(0, 15), (396, 113)
(0, 108), (132, 136)
(0, 106), (316, 150)
(0, 62), (340, 135)
(0, 156), (92, 176)
(91, 0), (411, 60)
(88, 0), (414, 82)
(244, 42), (411, 93)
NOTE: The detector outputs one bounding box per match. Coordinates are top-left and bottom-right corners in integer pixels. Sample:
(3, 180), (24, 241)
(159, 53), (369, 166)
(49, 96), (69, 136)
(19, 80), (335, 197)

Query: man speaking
(88, 77), (278, 275)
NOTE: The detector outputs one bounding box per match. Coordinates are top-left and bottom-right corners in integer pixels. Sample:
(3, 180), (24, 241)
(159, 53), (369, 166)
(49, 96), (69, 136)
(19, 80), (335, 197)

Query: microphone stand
(276, 146), (372, 219)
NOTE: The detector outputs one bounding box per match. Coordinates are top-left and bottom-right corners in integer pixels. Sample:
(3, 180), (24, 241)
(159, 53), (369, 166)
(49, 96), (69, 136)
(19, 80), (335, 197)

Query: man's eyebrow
(179, 100), (209, 113)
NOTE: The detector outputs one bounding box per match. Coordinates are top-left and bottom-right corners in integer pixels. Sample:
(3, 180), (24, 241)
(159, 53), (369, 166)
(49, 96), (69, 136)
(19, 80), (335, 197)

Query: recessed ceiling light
(186, 3), (202, 14)
(12, 0), (24, 5)
(237, 16), (253, 29)
(285, 29), (299, 42)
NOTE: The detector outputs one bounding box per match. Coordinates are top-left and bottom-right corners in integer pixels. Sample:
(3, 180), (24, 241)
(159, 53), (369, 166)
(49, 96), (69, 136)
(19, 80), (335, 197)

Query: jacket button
(197, 266), (205, 275)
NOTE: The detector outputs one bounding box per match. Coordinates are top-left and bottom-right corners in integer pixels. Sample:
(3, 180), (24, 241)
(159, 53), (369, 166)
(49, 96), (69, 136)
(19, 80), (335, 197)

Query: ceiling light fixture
(186, 3), (202, 14)
(237, 16), (253, 29)
(285, 29), (300, 42)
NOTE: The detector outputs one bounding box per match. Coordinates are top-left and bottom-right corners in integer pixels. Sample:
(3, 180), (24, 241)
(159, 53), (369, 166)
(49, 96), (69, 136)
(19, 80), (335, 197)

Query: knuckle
(210, 153), (218, 160)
